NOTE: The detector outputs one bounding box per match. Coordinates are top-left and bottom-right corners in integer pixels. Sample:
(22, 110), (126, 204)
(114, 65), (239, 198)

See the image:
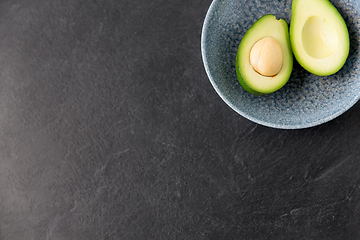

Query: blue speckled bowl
(201, 0), (360, 129)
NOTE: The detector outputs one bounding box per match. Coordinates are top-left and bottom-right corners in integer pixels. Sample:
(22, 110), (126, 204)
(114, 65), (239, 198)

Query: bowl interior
(202, 0), (360, 129)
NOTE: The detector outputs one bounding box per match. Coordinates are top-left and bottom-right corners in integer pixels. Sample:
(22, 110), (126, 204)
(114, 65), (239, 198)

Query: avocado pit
(249, 37), (283, 77)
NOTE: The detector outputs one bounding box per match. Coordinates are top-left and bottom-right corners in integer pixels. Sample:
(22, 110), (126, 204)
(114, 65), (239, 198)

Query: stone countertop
(0, 0), (359, 239)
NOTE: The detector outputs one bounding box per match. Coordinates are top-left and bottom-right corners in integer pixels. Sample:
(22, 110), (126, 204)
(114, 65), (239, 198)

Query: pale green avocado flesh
(290, 0), (349, 76)
(236, 15), (293, 95)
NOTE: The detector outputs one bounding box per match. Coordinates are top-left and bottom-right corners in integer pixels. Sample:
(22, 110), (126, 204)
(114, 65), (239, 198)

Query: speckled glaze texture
(201, 0), (360, 129)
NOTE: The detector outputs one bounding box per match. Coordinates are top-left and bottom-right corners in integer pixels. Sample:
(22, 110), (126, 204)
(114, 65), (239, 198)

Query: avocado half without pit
(290, 0), (350, 76)
(236, 15), (293, 95)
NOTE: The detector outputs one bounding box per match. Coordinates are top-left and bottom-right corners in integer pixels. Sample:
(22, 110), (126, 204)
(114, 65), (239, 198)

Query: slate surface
(0, 0), (360, 239)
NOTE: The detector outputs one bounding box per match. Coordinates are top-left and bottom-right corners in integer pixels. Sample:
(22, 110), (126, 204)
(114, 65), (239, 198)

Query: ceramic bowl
(201, 0), (360, 129)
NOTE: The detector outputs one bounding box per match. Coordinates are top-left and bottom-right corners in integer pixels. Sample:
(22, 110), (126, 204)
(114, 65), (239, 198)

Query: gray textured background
(0, 0), (360, 239)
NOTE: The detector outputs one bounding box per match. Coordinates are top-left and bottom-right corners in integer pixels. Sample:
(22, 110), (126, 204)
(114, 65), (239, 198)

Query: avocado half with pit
(290, 0), (349, 76)
(236, 14), (293, 95)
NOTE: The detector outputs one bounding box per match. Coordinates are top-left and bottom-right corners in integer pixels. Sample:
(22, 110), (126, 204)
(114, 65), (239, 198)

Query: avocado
(236, 14), (293, 95)
(290, 0), (349, 76)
